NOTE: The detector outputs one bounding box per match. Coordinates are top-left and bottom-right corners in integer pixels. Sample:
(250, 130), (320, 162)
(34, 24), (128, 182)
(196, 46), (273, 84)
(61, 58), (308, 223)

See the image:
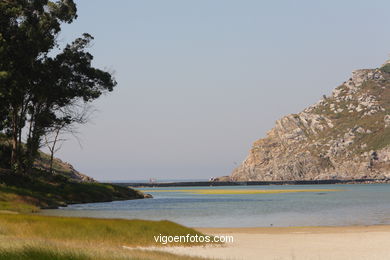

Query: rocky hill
(0, 134), (95, 183)
(0, 145), (147, 212)
(224, 59), (390, 181)
(35, 153), (96, 183)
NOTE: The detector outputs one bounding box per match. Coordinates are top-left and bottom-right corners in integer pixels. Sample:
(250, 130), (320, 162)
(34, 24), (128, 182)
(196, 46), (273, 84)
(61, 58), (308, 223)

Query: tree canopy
(0, 0), (116, 172)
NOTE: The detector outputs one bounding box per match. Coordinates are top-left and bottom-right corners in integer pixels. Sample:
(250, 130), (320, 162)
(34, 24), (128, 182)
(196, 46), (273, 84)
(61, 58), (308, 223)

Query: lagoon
(39, 184), (390, 227)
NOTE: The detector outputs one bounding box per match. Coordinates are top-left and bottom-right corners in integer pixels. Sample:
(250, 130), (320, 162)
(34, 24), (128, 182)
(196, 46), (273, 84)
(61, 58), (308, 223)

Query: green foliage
(0, 0), (116, 172)
(0, 170), (144, 212)
(0, 144), (11, 168)
(380, 64), (390, 74)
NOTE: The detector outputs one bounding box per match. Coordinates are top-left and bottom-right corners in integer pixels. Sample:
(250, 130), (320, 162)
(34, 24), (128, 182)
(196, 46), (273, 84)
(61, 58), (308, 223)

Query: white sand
(135, 226), (390, 260)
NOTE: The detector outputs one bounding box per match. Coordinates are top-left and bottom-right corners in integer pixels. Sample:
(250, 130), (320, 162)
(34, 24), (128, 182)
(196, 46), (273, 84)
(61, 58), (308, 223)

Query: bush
(380, 64), (390, 74)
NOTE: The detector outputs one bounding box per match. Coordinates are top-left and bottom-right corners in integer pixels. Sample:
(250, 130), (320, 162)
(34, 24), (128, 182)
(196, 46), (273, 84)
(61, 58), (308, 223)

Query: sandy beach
(143, 225), (390, 260)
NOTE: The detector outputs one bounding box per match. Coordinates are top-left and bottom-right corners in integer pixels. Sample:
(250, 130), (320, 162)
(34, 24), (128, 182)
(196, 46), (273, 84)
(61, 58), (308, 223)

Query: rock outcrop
(50, 158), (96, 183)
(226, 60), (390, 181)
(35, 155), (96, 183)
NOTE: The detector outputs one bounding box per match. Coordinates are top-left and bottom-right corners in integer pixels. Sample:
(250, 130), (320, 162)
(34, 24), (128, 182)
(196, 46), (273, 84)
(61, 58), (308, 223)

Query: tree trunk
(49, 128), (60, 174)
(25, 129), (40, 173)
(10, 109), (19, 171)
(49, 150), (54, 174)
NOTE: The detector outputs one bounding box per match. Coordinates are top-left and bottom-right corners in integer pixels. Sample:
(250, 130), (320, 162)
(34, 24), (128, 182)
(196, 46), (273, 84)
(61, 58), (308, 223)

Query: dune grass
(0, 214), (204, 247)
(0, 246), (89, 260)
(142, 189), (342, 195)
(0, 245), (205, 260)
(0, 214), (208, 259)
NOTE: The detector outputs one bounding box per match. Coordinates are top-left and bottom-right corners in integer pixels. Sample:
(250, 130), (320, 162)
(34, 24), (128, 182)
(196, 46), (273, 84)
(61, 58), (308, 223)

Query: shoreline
(148, 225), (390, 260)
(118, 178), (390, 188)
(196, 224), (390, 234)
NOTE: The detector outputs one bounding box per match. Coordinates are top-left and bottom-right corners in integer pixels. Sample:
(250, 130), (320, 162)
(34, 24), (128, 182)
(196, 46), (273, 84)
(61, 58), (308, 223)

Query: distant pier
(113, 178), (389, 188)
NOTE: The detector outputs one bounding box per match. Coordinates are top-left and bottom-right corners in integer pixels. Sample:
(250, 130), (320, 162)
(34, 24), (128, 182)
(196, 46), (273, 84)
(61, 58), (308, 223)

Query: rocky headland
(222, 59), (390, 181)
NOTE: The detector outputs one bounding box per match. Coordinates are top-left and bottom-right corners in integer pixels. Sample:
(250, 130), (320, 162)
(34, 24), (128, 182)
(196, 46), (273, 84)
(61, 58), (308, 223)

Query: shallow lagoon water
(39, 184), (390, 227)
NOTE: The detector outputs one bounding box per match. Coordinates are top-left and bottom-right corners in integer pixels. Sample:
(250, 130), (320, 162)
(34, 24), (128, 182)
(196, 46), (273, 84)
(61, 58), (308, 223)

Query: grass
(0, 214), (208, 260)
(0, 170), (145, 213)
(0, 245), (205, 260)
(0, 214), (204, 246)
(0, 165), (206, 259)
(0, 246), (205, 260)
(141, 189), (342, 195)
(0, 136), (146, 213)
(0, 247), (89, 260)
(0, 189), (39, 213)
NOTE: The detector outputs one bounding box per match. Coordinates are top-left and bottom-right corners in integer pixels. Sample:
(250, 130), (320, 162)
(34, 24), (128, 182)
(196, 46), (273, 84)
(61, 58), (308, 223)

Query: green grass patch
(0, 245), (204, 260)
(0, 214), (205, 247)
(0, 246), (88, 260)
(0, 170), (145, 213)
(0, 214), (208, 260)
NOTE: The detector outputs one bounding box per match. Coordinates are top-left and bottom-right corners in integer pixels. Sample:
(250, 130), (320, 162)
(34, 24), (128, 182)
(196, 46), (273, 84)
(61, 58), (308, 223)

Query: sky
(53, 0), (390, 181)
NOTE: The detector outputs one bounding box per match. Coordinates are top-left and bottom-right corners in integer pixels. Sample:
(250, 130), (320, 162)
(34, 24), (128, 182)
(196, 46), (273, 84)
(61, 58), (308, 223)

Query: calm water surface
(39, 184), (390, 227)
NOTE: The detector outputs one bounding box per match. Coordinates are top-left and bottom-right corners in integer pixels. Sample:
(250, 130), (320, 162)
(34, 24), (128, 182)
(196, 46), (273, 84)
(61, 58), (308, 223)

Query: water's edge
(115, 178), (389, 187)
(39, 184), (390, 228)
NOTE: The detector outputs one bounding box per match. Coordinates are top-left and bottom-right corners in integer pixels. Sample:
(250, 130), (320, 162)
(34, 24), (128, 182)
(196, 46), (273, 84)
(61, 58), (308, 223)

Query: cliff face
(228, 60), (390, 181)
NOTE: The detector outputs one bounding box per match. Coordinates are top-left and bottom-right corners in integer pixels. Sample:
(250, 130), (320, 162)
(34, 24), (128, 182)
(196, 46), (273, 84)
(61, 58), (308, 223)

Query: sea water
(39, 184), (390, 227)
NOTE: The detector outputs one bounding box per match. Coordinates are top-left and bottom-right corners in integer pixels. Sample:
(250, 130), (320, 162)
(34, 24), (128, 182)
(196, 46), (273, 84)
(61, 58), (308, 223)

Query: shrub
(380, 64), (390, 74)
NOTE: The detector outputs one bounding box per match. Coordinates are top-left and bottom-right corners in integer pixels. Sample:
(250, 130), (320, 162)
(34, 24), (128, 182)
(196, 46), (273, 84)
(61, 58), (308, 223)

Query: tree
(0, 0), (116, 173)
(43, 102), (92, 174)
(24, 33), (116, 171)
(0, 0), (78, 170)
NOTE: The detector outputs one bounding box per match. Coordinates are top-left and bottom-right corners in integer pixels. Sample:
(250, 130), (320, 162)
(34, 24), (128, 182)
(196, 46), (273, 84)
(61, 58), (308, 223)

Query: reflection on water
(39, 184), (390, 227)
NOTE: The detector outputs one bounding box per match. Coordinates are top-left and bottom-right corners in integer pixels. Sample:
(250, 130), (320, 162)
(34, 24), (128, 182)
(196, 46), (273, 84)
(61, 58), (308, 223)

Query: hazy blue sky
(54, 0), (390, 181)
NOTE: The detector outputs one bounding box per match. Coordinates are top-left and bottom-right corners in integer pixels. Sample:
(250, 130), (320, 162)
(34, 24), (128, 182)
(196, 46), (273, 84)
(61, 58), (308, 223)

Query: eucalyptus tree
(0, 0), (116, 172)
